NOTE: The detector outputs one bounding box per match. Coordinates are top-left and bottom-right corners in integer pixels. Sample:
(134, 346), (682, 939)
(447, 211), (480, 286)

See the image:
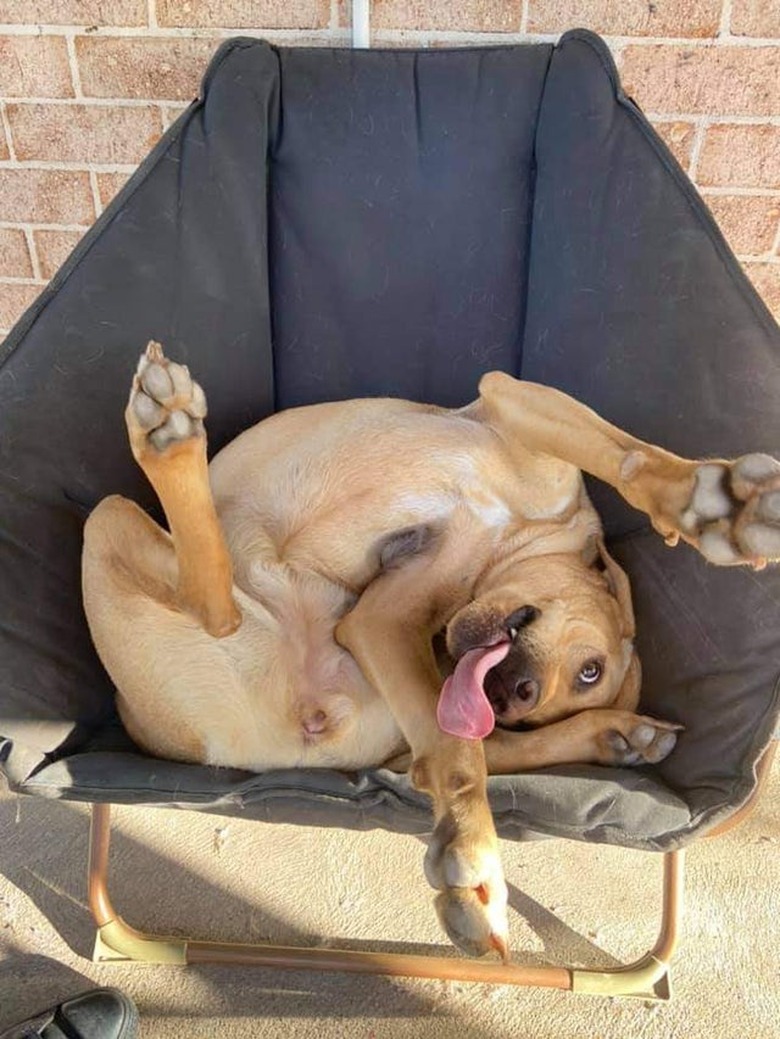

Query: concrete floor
(1, 757), (778, 1038)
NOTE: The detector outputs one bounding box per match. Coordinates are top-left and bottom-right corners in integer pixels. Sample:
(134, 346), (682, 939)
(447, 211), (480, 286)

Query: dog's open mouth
(436, 638), (512, 740)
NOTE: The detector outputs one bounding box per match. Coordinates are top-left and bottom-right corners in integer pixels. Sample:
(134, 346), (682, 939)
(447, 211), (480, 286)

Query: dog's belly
(209, 397), (537, 591)
(200, 397), (583, 773)
(220, 569), (406, 771)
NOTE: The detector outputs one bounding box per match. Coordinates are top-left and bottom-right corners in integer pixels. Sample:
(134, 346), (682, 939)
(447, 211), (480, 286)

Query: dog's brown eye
(578, 660), (603, 686)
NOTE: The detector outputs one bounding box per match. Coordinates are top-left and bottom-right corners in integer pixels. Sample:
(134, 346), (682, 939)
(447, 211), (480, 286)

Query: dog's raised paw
(423, 807), (509, 960)
(680, 454), (780, 568)
(601, 716), (682, 766)
(128, 341), (207, 454)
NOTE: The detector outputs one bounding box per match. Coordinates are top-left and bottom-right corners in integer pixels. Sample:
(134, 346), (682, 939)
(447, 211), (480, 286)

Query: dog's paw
(423, 806), (509, 960)
(127, 341), (207, 456)
(598, 714), (683, 767)
(678, 455), (780, 570)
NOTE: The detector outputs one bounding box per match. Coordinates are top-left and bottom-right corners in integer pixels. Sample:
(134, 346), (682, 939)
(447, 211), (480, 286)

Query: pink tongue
(437, 641), (512, 740)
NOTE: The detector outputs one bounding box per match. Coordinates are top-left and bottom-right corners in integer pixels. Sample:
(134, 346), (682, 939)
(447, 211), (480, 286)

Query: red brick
(731, 0), (780, 39)
(8, 103), (163, 165)
(33, 228), (86, 279)
(651, 119), (697, 171)
(0, 1), (147, 23)
(744, 263), (780, 320)
(705, 195), (780, 255)
(76, 36), (218, 102)
(370, 0), (523, 32)
(0, 228), (32, 278)
(0, 35), (73, 98)
(0, 169), (95, 224)
(698, 124), (780, 189)
(528, 0), (720, 38)
(96, 170), (131, 209)
(0, 116), (9, 161)
(0, 281), (41, 332)
(157, 0), (329, 28)
(622, 45), (780, 117)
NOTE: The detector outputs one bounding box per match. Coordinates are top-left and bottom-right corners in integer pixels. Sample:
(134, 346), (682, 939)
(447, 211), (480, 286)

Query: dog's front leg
(484, 709), (682, 772)
(479, 372), (780, 569)
(335, 561), (510, 961)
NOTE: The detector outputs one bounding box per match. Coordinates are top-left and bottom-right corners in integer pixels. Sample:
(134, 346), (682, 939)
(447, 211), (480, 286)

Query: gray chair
(1, 31), (778, 998)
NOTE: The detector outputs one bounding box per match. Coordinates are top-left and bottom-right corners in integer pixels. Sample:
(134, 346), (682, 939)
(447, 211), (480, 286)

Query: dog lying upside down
(82, 342), (780, 960)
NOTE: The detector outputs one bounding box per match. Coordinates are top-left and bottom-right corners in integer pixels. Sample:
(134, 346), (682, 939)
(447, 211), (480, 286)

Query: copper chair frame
(84, 741), (776, 1000)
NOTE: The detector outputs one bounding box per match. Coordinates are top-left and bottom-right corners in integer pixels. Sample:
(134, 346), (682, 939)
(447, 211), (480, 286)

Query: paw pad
(128, 341), (207, 452)
(683, 454), (780, 568)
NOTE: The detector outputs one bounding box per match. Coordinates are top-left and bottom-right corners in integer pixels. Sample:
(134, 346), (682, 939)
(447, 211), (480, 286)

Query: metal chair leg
(87, 802), (683, 998)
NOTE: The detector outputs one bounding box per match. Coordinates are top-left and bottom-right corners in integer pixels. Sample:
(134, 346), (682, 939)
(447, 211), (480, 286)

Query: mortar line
(22, 226), (41, 280)
(718, 0), (733, 38)
(88, 170), (102, 217)
(0, 220), (92, 231)
(0, 22), (776, 46)
(687, 119), (708, 184)
(768, 221), (780, 258)
(0, 159), (139, 172)
(0, 102), (17, 162)
(65, 33), (83, 98)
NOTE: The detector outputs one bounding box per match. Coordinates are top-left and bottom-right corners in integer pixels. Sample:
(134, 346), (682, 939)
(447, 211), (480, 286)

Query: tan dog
(82, 342), (780, 959)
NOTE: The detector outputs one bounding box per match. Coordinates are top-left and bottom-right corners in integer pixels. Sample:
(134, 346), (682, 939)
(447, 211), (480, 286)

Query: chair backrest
(267, 45), (551, 409)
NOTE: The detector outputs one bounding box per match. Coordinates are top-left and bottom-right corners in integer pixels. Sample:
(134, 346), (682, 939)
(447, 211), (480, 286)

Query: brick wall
(1, 0), (778, 336)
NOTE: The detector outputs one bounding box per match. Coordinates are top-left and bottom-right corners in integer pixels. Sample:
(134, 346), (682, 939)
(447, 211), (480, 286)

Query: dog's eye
(577, 660), (603, 687)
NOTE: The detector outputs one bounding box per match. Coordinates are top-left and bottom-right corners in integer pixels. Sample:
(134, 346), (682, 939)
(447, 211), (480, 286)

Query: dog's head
(442, 540), (640, 734)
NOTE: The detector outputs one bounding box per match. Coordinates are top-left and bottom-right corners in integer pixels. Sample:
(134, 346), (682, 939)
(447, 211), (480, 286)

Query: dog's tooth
(508, 627), (518, 640)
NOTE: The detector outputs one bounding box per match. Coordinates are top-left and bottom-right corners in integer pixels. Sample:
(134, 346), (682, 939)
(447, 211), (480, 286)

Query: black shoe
(0, 988), (138, 1039)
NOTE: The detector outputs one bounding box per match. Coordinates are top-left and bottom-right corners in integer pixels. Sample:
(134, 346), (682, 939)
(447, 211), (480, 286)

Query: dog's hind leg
(478, 371), (780, 570)
(82, 494), (250, 763)
(124, 341), (241, 637)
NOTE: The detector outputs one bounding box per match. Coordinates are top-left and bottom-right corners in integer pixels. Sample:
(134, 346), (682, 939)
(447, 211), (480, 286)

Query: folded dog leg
(478, 372), (780, 570)
(335, 547), (510, 961)
(484, 709), (683, 773)
(125, 341), (241, 638)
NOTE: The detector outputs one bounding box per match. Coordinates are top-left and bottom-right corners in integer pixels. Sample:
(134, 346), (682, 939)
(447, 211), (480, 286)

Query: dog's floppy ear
(592, 537), (636, 639)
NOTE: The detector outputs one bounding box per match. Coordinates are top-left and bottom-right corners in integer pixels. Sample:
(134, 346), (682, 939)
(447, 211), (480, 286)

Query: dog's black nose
(504, 605), (540, 637)
(514, 678), (540, 709)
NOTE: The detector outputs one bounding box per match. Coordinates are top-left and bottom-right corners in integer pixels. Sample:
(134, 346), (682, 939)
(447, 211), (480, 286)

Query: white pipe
(352, 0), (370, 48)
